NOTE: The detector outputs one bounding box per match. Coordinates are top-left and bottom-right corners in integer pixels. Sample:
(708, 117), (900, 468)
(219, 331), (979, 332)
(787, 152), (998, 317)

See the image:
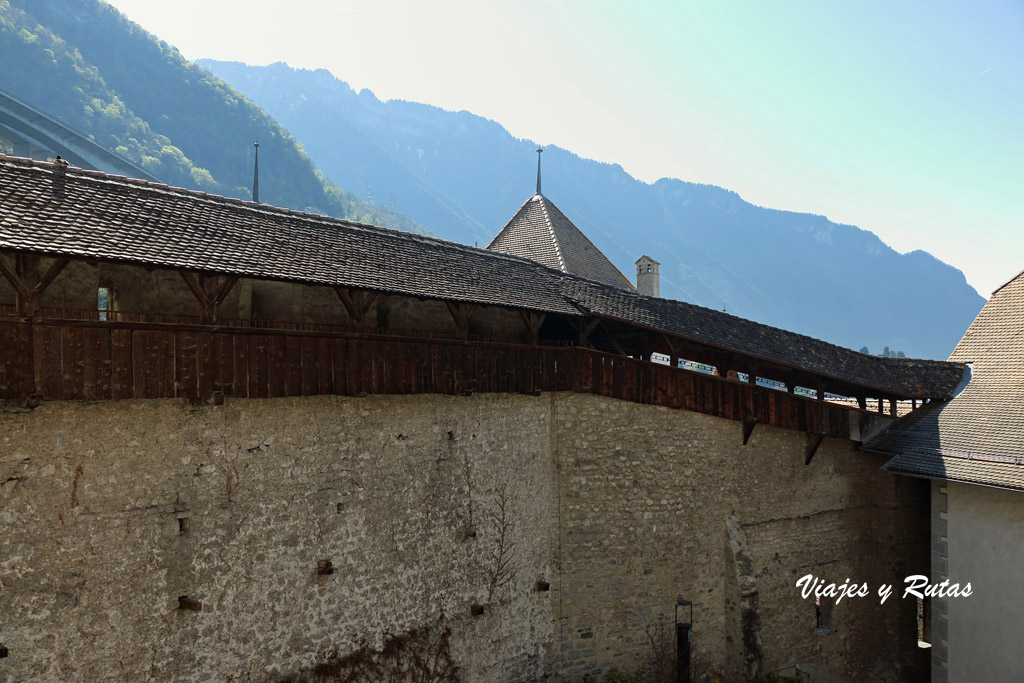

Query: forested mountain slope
(0, 0), (423, 232)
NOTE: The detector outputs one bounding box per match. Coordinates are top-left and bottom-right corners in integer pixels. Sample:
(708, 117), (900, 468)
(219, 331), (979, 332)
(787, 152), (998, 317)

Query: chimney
(635, 255), (660, 297)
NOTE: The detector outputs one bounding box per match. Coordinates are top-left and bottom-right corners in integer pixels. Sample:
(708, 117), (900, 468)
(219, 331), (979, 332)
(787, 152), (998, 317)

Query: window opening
(97, 286), (112, 321)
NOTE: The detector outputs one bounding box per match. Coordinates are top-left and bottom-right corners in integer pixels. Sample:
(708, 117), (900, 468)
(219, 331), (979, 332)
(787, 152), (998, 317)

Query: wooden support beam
(0, 253), (70, 316)
(639, 332), (657, 361)
(518, 310), (546, 345)
(445, 301), (476, 339)
(180, 271), (239, 324)
(805, 432), (826, 465)
(660, 333), (681, 367)
(576, 317), (600, 347)
(335, 287), (378, 326)
(742, 417), (759, 446)
(212, 276), (239, 309)
(857, 396), (867, 411)
(610, 338), (628, 357)
(890, 399), (898, 418)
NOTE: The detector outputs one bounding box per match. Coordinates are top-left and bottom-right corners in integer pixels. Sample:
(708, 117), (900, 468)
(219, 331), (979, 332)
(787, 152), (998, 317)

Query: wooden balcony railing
(0, 312), (852, 440)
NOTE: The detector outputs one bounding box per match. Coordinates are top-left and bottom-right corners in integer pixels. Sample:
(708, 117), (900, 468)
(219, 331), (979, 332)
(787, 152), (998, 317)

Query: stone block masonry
(549, 394), (928, 682)
(0, 393), (928, 681)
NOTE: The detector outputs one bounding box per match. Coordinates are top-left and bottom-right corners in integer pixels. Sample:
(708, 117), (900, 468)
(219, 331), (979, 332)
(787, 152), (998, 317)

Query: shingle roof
(0, 155), (962, 400)
(868, 269), (1024, 490)
(0, 156), (579, 316)
(881, 452), (1024, 490)
(564, 278), (965, 399)
(487, 194), (634, 291)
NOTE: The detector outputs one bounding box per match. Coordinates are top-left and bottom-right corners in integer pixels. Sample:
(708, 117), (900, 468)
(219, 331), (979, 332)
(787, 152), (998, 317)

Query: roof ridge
(990, 267), (1024, 297)
(537, 195), (567, 272)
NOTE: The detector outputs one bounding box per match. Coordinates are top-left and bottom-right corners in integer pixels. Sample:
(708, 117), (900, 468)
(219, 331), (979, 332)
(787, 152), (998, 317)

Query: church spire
(535, 147), (543, 196)
(252, 141), (260, 204)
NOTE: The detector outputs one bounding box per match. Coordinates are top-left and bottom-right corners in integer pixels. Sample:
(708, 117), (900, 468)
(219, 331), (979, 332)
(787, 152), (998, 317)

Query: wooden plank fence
(0, 319), (849, 438)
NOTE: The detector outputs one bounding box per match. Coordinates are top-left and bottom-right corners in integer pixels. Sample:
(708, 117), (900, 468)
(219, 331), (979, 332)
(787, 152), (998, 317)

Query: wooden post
(518, 310), (546, 345)
(0, 252), (69, 316)
(576, 317), (600, 348)
(747, 363), (759, 385)
(661, 333), (680, 369)
(445, 302), (476, 340)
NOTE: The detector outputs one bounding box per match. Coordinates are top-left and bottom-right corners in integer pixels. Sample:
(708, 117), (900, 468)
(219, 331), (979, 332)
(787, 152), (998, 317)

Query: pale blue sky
(105, 0), (1023, 297)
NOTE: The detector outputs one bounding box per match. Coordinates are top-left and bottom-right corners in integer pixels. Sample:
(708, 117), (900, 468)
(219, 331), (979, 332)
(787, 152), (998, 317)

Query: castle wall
(549, 394), (929, 682)
(0, 395), (556, 682)
(0, 393), (928, 682)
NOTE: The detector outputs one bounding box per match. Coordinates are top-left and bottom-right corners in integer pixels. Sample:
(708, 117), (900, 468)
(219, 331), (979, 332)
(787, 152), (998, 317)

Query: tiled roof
(868, 269), (1024, 491)
(0, 156), (962, 400)
(564, 278), (965, 399)
(0, 156), (579, 316)
(881, 452), (1024, 491)
(487, 194), (635, 290)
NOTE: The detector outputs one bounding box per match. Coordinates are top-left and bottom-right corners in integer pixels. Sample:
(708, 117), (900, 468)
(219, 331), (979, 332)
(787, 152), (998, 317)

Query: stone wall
(0, 392), (928, 682)
(0, 394), (556, 682)
(548, 394), (929, 682)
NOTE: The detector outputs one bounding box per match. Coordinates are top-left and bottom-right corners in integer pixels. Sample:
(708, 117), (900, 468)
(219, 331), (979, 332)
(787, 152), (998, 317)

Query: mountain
(0, 0), (423, 232)
(197, 60), (985, 360)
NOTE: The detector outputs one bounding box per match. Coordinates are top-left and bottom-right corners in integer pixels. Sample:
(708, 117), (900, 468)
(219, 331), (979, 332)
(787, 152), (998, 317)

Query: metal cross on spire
(252, 141), (260, 204)
(536, 147), (543, 196)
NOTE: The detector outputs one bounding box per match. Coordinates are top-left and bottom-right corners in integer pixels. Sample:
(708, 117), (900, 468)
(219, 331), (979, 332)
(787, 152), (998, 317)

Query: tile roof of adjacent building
(867, 268), (1024, 491)
(486, 193), (635, 291)
(0, 155), (964, 400)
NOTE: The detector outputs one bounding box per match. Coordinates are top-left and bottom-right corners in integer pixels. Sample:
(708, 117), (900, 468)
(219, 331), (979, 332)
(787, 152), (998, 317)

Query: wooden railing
(0, 317), (850, 439)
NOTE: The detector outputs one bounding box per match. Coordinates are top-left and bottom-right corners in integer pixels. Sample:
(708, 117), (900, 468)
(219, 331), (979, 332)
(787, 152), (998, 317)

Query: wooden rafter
(335, 287), (378, 326)
(0, 252), (70, 316)
(180, 271), (239, 324)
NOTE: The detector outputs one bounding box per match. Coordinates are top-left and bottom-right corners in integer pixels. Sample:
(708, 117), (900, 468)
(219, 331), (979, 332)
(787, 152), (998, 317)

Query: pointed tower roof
(487, 194), (634, 290)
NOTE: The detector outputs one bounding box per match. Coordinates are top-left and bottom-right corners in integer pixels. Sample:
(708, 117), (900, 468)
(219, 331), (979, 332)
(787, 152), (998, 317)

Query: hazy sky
(105, 0), (1023, 297)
